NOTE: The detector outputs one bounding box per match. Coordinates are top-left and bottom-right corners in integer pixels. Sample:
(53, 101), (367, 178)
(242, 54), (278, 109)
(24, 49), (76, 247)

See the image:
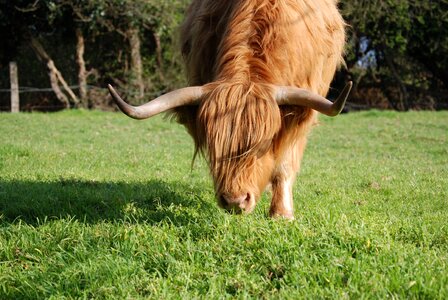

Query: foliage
(0, 0), (447, 110)
(0, 0), (189, 109)
(1, 110), (447, 297)
(340, 0), (448, 110)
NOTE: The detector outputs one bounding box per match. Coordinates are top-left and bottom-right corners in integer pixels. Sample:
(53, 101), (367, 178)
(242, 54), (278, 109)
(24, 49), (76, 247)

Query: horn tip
(330, 81), (353, 116)
(343, 81), (353, 95)
(347, 81), (353, 92)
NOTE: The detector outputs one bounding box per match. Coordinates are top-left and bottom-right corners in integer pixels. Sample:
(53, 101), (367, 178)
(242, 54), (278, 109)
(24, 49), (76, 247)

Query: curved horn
(275, 81), (353, 116)
(108, 84), (204, 120)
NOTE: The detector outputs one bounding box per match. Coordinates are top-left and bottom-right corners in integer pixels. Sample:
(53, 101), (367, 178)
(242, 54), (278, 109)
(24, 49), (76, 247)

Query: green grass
(0, 109), (447, 299)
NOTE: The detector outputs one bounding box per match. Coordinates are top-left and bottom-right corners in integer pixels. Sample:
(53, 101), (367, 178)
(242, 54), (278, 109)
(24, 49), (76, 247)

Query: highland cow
(108, 0), (352, 219)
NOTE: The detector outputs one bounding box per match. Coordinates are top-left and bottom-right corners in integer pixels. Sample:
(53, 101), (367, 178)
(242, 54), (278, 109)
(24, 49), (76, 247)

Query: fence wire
(0, 84), (372, 111)
(0, 85), (168, 98)
(0, 85), (102, 93)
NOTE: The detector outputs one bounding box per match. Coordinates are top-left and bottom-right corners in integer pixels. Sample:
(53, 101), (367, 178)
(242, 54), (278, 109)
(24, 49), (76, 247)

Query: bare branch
(15, 0), (40, 13)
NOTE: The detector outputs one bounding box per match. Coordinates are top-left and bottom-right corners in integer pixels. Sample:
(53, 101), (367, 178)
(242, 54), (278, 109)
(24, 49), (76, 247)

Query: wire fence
(0, 84), (373, 111)
(0, 85), (104, 93)
(0, 84), (175, 111)
(0, 85), (169, 97)
(0, 85), (101, 111)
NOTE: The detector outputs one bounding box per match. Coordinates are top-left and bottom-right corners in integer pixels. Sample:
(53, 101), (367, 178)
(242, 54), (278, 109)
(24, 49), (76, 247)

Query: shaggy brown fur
(174, 0), (346, 218)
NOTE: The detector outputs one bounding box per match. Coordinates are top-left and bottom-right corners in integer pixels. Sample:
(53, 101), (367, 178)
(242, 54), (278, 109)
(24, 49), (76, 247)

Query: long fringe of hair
(197, 81), (280, 192)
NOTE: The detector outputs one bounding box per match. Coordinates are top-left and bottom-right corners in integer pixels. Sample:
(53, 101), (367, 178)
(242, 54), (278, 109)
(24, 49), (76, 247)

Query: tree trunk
(76, 28), (88, 107)
(153, 32), (165, 82)
(48, 61), (70, 108)
(383, 49), (409, 111)
(29, 37), (79, 108)
(127, 27), (145, 100)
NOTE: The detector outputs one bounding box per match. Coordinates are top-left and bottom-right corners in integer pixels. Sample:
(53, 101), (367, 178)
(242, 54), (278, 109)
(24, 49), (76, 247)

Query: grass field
(0, 110), (447, 299)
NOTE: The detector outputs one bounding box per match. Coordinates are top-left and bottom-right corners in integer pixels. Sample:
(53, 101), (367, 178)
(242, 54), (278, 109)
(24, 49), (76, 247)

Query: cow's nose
(221, 193), (251, 212)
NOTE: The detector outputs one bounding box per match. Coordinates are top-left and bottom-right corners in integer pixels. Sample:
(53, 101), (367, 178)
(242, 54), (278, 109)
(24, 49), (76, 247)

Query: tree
(0, 0), (81, 108)
(0, 0), (189, 110)
(339, 0), (448, 110)
(4, 0), (445, 111)
(58, 0), (189, 103)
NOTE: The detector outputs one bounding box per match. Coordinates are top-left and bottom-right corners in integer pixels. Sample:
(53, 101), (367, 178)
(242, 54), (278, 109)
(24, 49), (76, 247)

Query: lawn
(0, 110), (447, 299)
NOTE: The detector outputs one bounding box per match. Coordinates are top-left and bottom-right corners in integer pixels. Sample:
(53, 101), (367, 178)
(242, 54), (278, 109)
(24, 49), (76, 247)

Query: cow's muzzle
(219, 192), (255, 214)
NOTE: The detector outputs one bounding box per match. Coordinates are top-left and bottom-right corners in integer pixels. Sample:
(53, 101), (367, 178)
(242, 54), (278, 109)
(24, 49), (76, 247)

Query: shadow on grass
(0, 179), (215, 226)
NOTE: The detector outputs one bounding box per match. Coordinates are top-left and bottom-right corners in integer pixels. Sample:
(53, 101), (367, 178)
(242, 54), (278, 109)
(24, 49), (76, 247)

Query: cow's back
(181, 0), (345, 96)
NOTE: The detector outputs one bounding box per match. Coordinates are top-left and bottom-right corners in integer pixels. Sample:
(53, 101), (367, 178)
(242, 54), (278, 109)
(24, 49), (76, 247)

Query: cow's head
(196, 81), (280, 213)
(108, 81), (352, 213)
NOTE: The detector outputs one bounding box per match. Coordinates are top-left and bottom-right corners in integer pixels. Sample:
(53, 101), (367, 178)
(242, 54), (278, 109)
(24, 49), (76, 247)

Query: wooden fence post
(10, 61), (19, 113)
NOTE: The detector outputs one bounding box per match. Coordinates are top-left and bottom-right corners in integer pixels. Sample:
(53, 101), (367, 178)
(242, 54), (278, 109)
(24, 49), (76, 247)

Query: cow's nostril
(244, 193), (250, 203)
(220, 192), (252, 212)
(223, 193), (248, 205)
(219, 195), (228, 208)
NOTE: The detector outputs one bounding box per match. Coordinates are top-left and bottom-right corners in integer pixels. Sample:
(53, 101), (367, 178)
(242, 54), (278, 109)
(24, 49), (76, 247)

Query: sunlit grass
(0, 110), (447, 298)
